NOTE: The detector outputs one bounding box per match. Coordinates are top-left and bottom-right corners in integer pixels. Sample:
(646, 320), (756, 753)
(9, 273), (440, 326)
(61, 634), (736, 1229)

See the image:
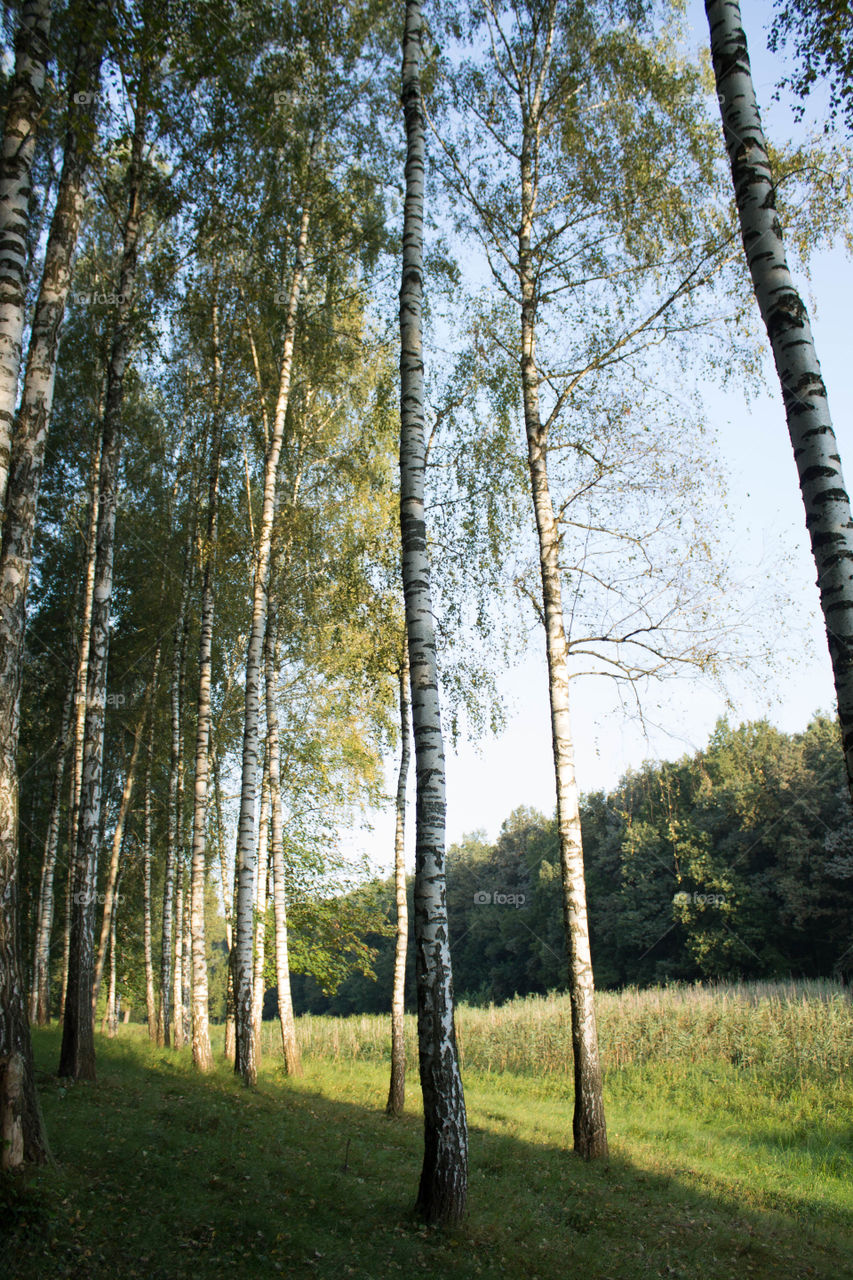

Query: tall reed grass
(261, 979), (851, 1083)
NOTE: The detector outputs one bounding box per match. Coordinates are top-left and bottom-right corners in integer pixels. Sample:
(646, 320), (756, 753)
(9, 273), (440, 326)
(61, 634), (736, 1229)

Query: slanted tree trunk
(30, 663), (74, 1024)
(0, 0), (51, 512)
(516, 92), (607, 1160)
(707, 0), (853, 799)
(233, 200), (311, 1085)
(59, 93), (145, 1081)
(399, 0), (468, 1223)
(264, 600), (301, 1074)
(92, 706), (147, 1011)
(387, 646), (411, 1117)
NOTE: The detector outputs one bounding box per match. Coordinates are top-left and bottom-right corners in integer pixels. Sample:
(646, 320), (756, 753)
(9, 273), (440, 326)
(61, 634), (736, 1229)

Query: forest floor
(2, 1003), (852, 1280)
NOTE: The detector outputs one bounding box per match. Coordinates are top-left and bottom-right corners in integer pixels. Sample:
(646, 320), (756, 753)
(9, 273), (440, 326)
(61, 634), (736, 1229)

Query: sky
(359, 0), (853, 873)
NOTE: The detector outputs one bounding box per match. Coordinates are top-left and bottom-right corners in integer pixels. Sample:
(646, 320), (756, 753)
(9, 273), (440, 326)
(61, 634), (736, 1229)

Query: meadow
(2, 980), (851, 1279)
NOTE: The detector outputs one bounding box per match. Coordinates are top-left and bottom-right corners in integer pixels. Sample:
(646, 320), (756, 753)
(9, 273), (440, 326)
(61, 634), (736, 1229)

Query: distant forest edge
(286, 713), (853, 1016)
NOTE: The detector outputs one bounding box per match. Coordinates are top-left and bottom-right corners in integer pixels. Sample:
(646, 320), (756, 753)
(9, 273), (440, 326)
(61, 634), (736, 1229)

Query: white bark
(173, 868), (184, 1050)
(30, 665), (74, 1024)
(60, 425), (102, 1023)
(0, 0), (51, 512)
(233, 202), (310, 1085)
(516, 35), (607, 1159)
(400, 0), (468, 1223)
(92, 708), (146, 1011)
(59, 99), (145, 1081)
(707, 0), (853, 798)
(141, 695), (157, 1040)
(160, 519), (193, 1047)
(188, 299), (223, 1074)
(386, 646), (410, 1116)
(252, 754), (270, 1064)
(264, 604), (301, 1074)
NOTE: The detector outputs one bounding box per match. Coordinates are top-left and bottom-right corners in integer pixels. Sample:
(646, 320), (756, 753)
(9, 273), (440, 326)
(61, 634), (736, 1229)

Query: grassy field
(2, 981), (852, 1279)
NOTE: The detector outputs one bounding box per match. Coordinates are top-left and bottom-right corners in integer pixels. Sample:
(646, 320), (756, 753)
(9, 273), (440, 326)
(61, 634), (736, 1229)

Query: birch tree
(706, 0), (853, 800)
(0, 0), (52, 513)
(233, 198), (311, 1086)
(188, 295), (224, 1074)
(399, 0), (467, 1223)
(386, 643), (410, 1116)
(59, 90), (146, 1080)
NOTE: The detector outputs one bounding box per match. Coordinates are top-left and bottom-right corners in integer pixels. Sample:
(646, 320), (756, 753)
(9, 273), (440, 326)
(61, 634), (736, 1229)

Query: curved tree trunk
(517, 94), (607, 1160)
(0, 0), (51, 513)
(399, 0), (468, 1224)
(707, 0), (853, 799)
(59, 94), (145, 1082)
(233, 200), (310, 1086)
(386, 645), (410, 1117)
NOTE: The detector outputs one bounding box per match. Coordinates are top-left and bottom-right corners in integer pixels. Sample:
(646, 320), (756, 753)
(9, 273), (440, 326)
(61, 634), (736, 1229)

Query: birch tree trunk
(160, 520), (193, 1047)
(102, 865), (120, 1037)
(0, 0), (51, 513)
(264, 600), (301, 1074)
(59, 425), (102, 1022)
(233, 201), (310, 1086)
(707, 0), (853, 798)
(30, 663), (74, 1024)
(172, 867), (184, 1050)
(188, 299), (223, 1074)
(0, 16), (103, 1159)
(141, 692), (157, 1040)
(516, 97), (607, 1159)
(386, 646), (410, 1117)
(59, 96), (145, 1081)
(252, 754), (270, 1064)
(181, 867), (191, 1045)
(399, 0), (467, 1223)
(92, 707), (146, 1011)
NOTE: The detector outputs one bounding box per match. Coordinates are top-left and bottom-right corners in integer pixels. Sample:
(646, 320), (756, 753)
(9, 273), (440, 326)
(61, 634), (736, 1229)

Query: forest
(0, 0), (852, 1272)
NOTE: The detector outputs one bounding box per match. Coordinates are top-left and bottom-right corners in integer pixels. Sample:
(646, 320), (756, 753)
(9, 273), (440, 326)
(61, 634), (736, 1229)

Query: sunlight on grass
(4, 981), (852, 1280)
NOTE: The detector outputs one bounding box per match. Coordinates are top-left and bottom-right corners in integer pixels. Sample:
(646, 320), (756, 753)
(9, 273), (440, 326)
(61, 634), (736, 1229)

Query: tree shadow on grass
(2, 1027), (851, 1280)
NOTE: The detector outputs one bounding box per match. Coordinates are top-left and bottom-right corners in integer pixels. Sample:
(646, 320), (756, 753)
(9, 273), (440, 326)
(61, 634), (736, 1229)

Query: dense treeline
(301, 714), (853, 1014)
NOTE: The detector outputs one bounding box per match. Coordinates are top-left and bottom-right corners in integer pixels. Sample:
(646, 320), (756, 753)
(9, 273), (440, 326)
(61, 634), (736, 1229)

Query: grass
(2, 981), (852, 1279)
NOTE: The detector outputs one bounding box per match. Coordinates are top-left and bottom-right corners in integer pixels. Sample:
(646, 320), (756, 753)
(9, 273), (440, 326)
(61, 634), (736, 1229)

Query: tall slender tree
(233, 200), (311, 1085)
(59, 88), (146, 1080)
(0, 0), (52, 513)
(707, 0), (853, 801)
(386, 643), (410, 1117)
(399, 0), (468, 1223)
